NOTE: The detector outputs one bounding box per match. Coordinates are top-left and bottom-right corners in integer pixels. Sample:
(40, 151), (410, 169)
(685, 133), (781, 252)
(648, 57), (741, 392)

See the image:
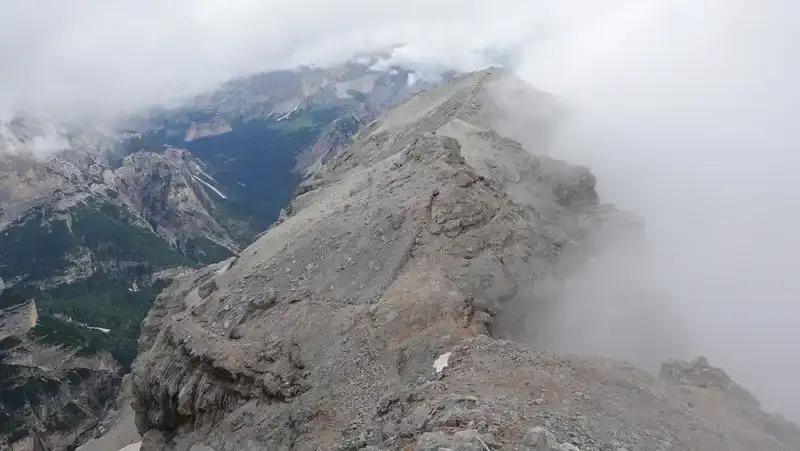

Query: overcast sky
(5, 0), (800, 419)
(0, 0), (683, 118)
(0, 0), (529, 117)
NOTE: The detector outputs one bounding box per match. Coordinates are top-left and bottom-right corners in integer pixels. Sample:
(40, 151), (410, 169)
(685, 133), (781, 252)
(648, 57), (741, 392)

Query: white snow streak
(194, 165), (219, 184)
(192, 175), (228, 199)
(87, 326), (111, 334)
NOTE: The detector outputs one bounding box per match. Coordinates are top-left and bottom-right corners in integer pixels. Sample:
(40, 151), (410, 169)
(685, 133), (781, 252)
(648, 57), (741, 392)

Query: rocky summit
(124, 69), (800, 451)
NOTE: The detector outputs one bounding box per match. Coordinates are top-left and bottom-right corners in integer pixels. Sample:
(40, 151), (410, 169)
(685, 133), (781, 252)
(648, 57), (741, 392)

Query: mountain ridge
(0, 58), (451, 450)
(123, 69), (800, 450)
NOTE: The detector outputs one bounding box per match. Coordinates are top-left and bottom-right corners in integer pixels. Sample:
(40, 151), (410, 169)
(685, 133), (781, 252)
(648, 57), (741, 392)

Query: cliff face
(110, 147), (241, 256)
(293, 111), (374, 177)
(0, 300), (120, 451)
(183, 120), (233, 143)
(130, 70), (799, 451)
(0, 119), (239, 448)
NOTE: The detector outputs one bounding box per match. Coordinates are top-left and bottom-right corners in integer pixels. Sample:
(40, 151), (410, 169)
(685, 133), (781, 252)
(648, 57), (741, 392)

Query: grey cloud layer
(1, 0), (533, 116)
(1, 0), (664, 116)
(514, 0), (800, 419)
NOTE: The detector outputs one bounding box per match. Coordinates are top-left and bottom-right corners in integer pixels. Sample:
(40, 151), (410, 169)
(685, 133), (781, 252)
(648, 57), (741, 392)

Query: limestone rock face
(0, 300), (120, 451)
(76, 374), (141, 451)
(660, 356), (800, 448)
(111, 147), (241, 253)
(294, 112), (374, 176)
(131, 70), (800, 451)
(0, 118), (239, 448)
(184, 120), (232, 142)
(660, 356), (759, 403)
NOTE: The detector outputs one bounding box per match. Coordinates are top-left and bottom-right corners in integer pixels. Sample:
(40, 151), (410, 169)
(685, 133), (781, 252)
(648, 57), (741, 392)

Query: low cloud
(1, 0), (650, 118)
(0, 0), (527, 118)
(499, 0), (800, 420)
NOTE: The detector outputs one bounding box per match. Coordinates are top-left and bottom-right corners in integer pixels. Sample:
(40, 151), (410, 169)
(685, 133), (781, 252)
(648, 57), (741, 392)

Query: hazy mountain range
(0, 54), (444, 448)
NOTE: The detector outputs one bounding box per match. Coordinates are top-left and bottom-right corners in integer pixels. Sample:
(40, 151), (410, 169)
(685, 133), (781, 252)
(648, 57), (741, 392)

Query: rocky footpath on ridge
(127, 70), (800, 451)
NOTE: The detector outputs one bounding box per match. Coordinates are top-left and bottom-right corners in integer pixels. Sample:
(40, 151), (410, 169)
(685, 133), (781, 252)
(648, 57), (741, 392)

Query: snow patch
(87, 325), (111, 334)
(54, 313), (111, 334)
(434, 352), (452, 373)
(276, 104), (301, 121)
(192, 175), (228, 199)
(194, 165), (218, 184)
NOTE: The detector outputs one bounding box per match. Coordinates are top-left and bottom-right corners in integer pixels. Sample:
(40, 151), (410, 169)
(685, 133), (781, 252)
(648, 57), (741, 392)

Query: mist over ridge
(4, 0), (800, 422)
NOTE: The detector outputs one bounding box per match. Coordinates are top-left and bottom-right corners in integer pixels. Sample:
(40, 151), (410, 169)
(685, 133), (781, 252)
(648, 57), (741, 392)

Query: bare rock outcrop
(131, 70), (799, 451)
(660, 356), (760, 405)
(294, 112), (374, 176)
(0, 300), (120, 451)
(184, 120), (232, 142)
(76, 374), (141, 451)
(660, 356), (800, 449)
(111, 147), (241, 253)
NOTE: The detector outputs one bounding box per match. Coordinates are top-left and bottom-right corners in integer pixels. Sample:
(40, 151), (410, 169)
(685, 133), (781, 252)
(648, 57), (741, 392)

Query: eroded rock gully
(129, 70), (800, 451)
